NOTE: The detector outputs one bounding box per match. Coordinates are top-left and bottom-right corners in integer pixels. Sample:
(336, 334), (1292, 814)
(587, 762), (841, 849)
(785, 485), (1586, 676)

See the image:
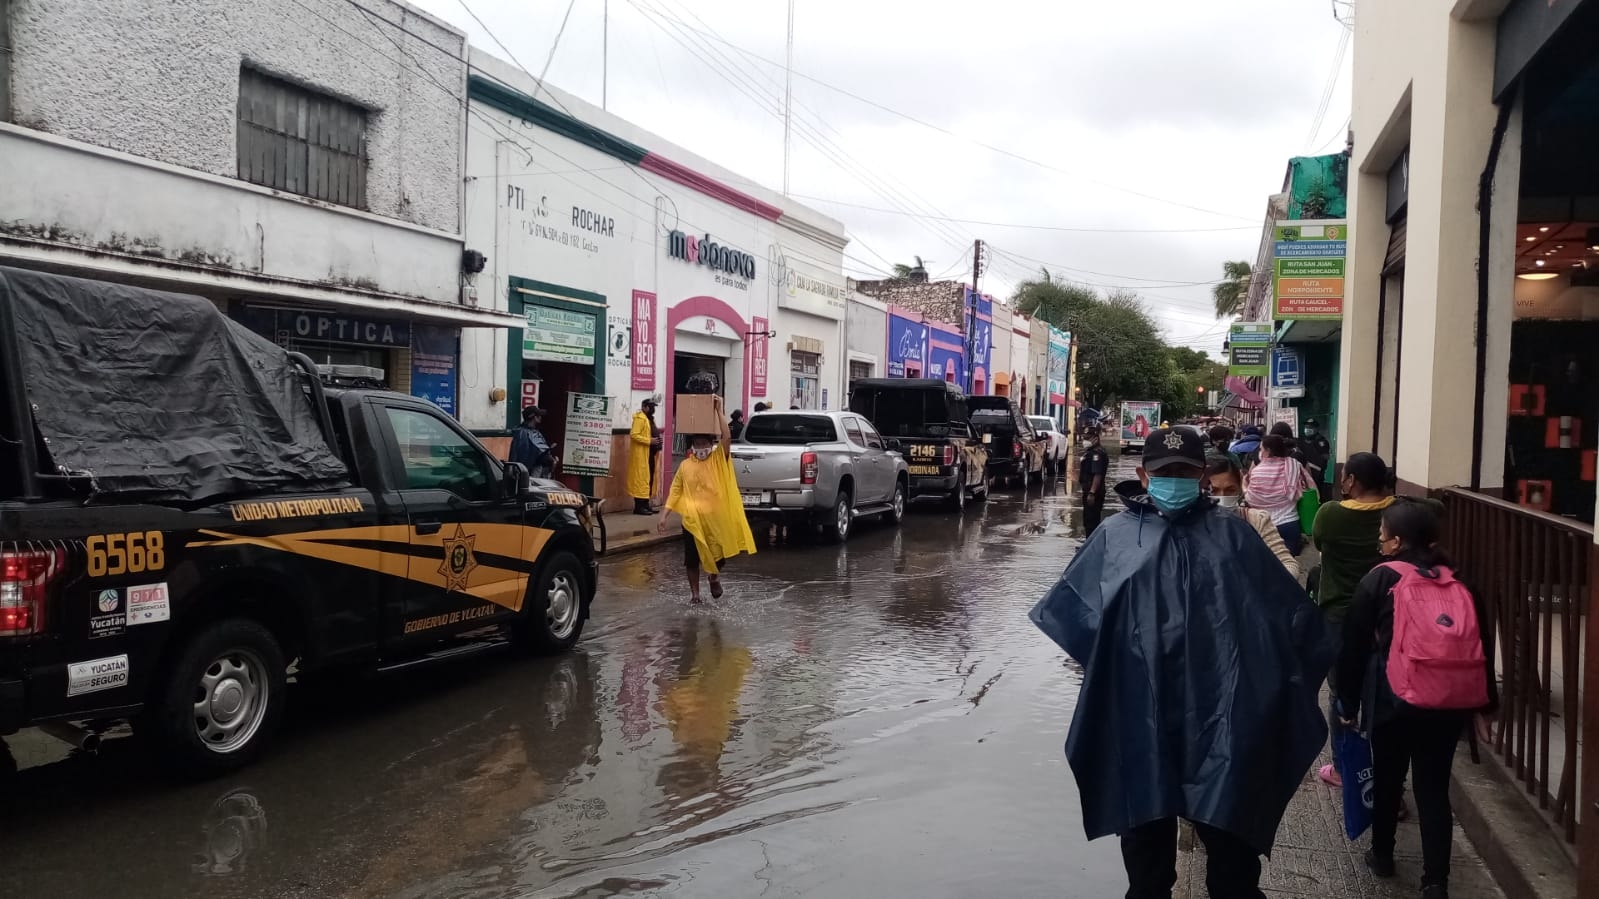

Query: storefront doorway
(510, 279), (607, 492)
(673, 350), (728, 451)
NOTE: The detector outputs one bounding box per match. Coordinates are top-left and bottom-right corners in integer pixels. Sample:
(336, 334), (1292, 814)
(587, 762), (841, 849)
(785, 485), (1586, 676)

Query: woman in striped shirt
(1245, 434), (1315, 556)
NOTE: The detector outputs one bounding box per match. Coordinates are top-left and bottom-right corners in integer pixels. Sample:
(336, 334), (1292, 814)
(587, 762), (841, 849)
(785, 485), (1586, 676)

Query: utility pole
(782, 0), (795, 195)
(602, 0), (609, 110)
(966, 239), (983, 393)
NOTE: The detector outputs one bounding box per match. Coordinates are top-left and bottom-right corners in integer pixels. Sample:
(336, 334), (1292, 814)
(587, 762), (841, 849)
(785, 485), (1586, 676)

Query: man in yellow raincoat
(628, 397), (661, 515)
(656, 395), (758, 602)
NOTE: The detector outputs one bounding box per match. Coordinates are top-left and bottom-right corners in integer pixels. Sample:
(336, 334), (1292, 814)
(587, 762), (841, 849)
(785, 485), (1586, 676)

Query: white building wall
(459, 51), (846, 434)
(7, 0), (464, 232)
(1339, 0), (1511, 490)
(991, 304), (1014, 392)
(845, 292), (889, 382)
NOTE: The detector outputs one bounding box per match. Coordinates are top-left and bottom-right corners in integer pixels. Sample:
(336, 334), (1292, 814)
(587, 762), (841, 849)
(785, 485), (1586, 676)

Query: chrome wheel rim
(836, 496), (851, 537)
(893, 486), (905, 519)
(193, 648), (270, 754)
(547, 570), (580, 639)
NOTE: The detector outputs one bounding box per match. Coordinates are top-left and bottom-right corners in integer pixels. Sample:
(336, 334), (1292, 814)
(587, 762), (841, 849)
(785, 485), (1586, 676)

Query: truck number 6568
(86, 532), (166, 578)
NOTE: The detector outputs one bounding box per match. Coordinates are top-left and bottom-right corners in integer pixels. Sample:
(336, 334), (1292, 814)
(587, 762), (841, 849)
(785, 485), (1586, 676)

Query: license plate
(907, 465), (941, 476)
(742, 492), (766, 506)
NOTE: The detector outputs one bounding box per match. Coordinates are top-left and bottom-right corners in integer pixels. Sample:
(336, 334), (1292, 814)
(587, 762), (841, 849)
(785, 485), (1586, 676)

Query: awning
(0, 244), (523, 330)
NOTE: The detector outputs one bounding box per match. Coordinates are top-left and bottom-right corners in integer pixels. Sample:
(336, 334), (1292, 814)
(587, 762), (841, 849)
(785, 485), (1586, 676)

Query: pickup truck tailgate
(728, 445), (806, 492)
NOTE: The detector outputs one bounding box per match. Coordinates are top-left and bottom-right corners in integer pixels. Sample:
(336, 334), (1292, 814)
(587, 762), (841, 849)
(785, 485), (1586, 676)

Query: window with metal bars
(236, 68), (368, 208)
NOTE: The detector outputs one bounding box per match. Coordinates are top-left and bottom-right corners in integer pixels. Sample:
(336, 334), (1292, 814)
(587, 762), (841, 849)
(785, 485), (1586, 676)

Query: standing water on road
(0, 463), (1137, 899)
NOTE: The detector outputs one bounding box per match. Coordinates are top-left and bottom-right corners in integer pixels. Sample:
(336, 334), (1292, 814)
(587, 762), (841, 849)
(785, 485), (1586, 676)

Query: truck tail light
(0, 548), (65, 637)
(800, 451), (819, 485)
(941, 445), (956, 467)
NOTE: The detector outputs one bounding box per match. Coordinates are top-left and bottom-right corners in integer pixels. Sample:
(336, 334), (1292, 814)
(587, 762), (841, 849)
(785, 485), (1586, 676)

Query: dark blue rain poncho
(1031, 482), (1334, 854)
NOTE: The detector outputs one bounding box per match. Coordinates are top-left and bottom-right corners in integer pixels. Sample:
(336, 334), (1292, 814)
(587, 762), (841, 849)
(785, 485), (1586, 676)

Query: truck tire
(944, 470), (966, 512)
(823, 486), (853, 543)
(147, 619), (286, 776)
(886, 478), (907, 525)
(516, 550), (590, 655)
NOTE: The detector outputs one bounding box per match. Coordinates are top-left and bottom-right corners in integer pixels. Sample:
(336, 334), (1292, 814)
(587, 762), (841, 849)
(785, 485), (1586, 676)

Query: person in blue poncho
(1030, 426), (1334, 899)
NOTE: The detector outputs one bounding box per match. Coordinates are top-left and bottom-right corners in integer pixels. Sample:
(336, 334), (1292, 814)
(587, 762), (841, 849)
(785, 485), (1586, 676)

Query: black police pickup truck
(0, 267), (597, 773)
(848, 378), (988, 510)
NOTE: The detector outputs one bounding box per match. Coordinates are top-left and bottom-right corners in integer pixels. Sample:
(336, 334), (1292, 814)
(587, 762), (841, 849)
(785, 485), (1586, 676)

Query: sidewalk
(602, 509), (681, 557)
(1175, 746), (1505, 898)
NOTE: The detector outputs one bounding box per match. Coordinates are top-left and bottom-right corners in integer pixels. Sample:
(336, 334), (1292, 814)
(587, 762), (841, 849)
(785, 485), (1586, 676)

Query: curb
(599, 520), (682, 559)
(1450, 746), (1577, 899)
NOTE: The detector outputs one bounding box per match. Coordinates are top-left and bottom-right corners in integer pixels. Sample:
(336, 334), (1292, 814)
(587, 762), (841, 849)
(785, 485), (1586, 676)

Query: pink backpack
(1381, 562), (1489, 710)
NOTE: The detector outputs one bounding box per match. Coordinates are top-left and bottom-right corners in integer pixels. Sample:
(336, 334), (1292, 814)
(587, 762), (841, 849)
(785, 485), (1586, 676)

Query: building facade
(845, 289), (888, 384)
(0, 0), (517, 413)
(1342, 1), (1599, 888)
(459, 52), (847, 498)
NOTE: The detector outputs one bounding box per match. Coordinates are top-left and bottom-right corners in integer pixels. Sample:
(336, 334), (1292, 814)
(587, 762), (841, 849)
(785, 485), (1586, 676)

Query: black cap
(1143, 426), (1207, 473)
(522, 405), (546, 421)
(640, 397), (657, 408)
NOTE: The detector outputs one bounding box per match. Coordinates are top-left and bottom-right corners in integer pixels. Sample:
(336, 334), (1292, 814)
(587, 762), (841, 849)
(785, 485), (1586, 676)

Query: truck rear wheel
(147, 619), (286, 776)
(822, 486), (853, 543)
(944, 471), (966, 511)
(516, 550), (590, 655)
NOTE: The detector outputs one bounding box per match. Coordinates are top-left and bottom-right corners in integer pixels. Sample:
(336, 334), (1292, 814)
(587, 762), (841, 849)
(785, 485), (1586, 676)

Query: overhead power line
(619, 3), (1259, 223)
(790, 194), (1258, 234)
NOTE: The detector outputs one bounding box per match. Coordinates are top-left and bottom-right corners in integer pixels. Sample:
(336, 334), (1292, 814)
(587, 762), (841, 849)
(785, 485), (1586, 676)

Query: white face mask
(691, 446), (714, 461)
(1216, 494), (1241, 509)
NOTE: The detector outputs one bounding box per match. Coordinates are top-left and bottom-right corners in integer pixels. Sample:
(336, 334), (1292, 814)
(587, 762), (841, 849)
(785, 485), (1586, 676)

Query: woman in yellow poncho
(628, 397), (661, 514)
(656, 394), (758, 602)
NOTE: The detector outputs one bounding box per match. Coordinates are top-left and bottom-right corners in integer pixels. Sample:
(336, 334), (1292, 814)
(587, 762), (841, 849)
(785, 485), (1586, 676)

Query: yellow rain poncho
(627, 411), (654, 500)
(666, 444), (757, 575)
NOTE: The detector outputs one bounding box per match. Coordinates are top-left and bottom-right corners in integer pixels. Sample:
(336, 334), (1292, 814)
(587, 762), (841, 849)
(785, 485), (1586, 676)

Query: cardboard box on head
(675, 394), (721, 436)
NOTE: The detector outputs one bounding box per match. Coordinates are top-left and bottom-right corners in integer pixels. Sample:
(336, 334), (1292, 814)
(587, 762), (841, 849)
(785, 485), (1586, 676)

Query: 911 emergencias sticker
(67, 655), (129, 697)
(126, 582), (170, 626)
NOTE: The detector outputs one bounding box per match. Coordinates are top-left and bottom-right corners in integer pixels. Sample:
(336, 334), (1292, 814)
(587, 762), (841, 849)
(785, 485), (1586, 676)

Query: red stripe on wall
(639, 153), (784, 222)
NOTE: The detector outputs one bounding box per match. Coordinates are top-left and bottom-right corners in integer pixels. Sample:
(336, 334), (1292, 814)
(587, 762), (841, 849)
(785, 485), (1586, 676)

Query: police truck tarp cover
(0, 266), (349, 503)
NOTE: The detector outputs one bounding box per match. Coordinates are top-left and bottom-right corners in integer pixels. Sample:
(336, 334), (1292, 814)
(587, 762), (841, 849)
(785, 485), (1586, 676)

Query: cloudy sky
(411, 0), (1351, 355)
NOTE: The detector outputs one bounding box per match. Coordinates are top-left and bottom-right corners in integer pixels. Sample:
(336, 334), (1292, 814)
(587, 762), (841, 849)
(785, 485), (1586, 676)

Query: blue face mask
(1147, 476), (1201, 514)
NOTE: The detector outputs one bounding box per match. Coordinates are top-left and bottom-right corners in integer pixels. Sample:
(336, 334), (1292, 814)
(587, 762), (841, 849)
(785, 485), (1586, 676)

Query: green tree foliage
(1014, 272), (1168, 409)
(1212, 260), (1252, 319)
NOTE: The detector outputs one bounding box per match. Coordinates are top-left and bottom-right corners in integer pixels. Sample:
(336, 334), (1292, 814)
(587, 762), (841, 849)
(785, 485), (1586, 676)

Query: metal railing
(1440, 487), (1588, 843)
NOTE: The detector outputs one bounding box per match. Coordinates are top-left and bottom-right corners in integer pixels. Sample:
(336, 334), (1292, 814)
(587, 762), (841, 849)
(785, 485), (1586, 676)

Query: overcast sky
(410, 0), (1352, 355)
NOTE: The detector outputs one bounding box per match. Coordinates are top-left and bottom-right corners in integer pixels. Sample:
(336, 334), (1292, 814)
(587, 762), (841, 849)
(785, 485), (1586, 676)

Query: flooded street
(0, 459), (1139, 899)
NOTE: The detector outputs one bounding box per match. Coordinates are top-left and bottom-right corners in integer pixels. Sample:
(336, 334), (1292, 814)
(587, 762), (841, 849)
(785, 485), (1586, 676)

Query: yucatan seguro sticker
(67, 654), (129, 697)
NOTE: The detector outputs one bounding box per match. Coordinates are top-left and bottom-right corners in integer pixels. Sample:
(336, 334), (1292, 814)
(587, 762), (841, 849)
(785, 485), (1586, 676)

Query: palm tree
(892, 256), (928, 279)
(1212, 260), (1252, 319)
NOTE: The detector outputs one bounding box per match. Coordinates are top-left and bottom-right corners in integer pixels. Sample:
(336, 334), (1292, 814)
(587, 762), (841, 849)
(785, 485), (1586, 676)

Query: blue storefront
(886, 312), (930, 378)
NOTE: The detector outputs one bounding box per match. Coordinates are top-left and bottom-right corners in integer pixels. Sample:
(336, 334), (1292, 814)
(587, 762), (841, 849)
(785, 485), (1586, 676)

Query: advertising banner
(1273, 220), (1347, 320)
(1047, 327), (1070, 405)
(1121, 401), (1161, 447)
(1228, 322), (1273, 378)
(630, 290), (656, 391)
(524, 305), (597, 364)
(562, 392), (614, 476)
(409, 325), (457, 416)
(887, 314), (928, 378)
(751, 316), (770, 397)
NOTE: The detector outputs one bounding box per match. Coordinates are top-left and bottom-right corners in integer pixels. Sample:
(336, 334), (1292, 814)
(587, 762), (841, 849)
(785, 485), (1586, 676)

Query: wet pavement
(0, 452), (1502, 899)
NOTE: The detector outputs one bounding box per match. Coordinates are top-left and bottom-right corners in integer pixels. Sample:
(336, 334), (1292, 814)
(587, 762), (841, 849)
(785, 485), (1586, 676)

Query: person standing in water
(657, 395), (758, 603)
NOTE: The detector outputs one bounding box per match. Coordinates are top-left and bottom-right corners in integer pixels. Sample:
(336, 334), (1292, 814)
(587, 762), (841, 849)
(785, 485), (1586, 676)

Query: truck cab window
(384, 407), (493, 502)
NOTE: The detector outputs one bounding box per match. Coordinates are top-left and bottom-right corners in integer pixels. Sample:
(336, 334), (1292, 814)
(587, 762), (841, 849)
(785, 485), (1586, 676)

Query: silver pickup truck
(730, 410), (909, 542)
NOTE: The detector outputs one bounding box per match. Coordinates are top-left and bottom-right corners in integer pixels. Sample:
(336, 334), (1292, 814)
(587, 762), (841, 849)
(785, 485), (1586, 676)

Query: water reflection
(191, 787), (269, 877)
(655, 619), (752, 800)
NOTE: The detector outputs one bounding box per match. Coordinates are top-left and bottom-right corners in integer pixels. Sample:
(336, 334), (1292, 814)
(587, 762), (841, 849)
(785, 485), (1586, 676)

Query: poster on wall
(1047, 327), (1070, 405)
(630, 290), (656, 390)
(1273, 220), (1346, 320)
(409, 326), (457, 416)
(1228, 323), (1272, 377)
(887, 315), (928, 378)
(1270, 404), (1299, 435)
(751, 316), (770, 396)
(562, 393), (614, 476)
(525, 306), (597, 364)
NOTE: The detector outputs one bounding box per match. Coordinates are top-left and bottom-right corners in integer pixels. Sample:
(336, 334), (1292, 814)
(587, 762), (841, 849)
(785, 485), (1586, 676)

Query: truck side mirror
(503, 461), (531, 495)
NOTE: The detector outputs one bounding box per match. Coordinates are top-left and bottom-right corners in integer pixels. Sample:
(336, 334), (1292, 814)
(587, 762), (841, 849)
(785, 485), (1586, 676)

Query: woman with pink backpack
(1334, 502), (1498, 899)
